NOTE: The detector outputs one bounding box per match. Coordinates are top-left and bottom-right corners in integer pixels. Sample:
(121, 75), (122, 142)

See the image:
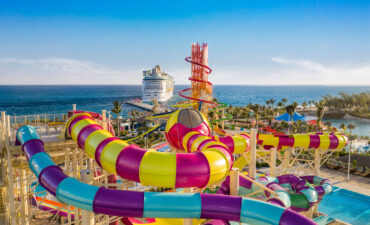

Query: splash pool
(319, 186), (370, 225)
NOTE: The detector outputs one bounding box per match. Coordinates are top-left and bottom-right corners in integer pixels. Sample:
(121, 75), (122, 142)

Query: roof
(275, 112), (306, 122)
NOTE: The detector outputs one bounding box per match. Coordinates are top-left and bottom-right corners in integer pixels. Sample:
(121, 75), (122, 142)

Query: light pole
(347, 130), (352, 181)
(347, 145), (351, 181)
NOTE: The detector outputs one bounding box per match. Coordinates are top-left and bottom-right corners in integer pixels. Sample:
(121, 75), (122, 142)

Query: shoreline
(342, 113), (370, 122)
(300, 110), (370, 121)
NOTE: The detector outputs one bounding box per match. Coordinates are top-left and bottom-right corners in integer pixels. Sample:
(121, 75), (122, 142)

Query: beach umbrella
(275, 112), (306, 122)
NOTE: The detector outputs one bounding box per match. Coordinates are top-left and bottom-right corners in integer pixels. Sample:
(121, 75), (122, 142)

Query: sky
(0, 0), (370, 85)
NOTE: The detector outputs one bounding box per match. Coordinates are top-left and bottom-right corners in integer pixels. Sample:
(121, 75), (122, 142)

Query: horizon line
(0, 84), (370, 87)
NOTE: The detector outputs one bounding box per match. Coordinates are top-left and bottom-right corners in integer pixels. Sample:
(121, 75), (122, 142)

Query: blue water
(306, 115), (370, 137)
(1, 84), (369, 135)
(322, 118), (370, 137)
(319, 186), (370, 225)
(1, 85), (369, 116)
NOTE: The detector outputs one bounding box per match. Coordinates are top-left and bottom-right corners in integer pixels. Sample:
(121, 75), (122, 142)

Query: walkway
(320, 168), (370, 196)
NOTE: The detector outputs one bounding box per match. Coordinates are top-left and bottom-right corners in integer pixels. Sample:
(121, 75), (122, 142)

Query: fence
(0, 113), (68, 146)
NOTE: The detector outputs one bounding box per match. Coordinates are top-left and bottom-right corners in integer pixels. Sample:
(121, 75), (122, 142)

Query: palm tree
(340, 123), (346, 131)
(228, 105), (233, 114)
(282, 98), (288, 104)
(292, 102), (298, 110)
(270, 99), (275, 108)
(316, 105), (325, 131)
(302, 102), (307, 109)
(250, 104), (261, 129)
(208, 110), (216, 123)
(266, 100), (270, 108)
(285, 104), (295, 134)
(112, 100), (123, 137)
(296, 120), (303, 133)
(129, 110), (139, 131)
(324, 121), (332, 131)
(151, 99), (160, 114)
(347, 123), (356, 134)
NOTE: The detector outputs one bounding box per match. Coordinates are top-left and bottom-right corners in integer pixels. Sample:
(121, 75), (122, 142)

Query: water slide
(232, 131), (348, 171)
(257, 133), (348, 150)
(17, 121), (316, 225)
(124, 123), (165, 142)
(30, 182), (75, 218)
(212, 126), (227, 136)
(218, 174), (333, 212)
(209, 102), (233, 136)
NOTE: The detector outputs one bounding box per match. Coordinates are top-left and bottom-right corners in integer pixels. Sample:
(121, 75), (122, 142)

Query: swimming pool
(319, 186), (370, 225)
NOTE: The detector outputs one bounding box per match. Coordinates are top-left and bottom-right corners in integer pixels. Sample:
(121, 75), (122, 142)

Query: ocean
(0, 85), (369, 136)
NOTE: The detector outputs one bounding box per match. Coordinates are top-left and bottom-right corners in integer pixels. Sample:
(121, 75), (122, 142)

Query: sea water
(0, 85), (369, 135)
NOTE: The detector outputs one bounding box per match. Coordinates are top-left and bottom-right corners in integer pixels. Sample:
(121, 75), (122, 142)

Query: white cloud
(271, 56), (370, 85)
(0, 57), (369, 85)
(271, 57), (333, 74)
(0, 58), (141, 84)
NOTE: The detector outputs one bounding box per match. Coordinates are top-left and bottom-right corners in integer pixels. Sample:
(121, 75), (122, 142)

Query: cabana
(275, 112), (306, 122)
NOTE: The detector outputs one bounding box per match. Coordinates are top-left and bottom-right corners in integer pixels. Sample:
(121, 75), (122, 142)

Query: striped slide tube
(300, 176), (333, 197)
(276, 174), (321, 212)
(17, 125), (316, 225)
(217, 175), (291, 209)
(181, 131), (250, 156)
(257, 133), (348, 150)
(67, 113), (232, 188)
(212, 133), (250, 154)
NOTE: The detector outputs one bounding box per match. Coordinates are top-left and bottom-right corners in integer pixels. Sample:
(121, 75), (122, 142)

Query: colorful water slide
(124, 123), (165, 142)
(30, 182), (75, 218)
(232, 132), (348, 179)
(69, 110), (116, 136)
(145, 111), (176, 120)
(127, 218), (203, 225)
(218, 174), (333, 212)
(212, 126), (227, 136)
(18, 127), (315, 224)
(209, 102), (233, 135)
(257, 133), (348, 150)
(68, 112), (248, 188)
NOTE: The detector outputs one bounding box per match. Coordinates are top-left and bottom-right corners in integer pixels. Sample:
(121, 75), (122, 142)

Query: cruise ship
(142, 65), (174, 102)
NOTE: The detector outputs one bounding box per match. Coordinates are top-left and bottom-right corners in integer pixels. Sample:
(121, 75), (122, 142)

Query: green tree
(151, 99), (160, 114)
(292, 102), (298, 110)
(285, 104), (295, 134)
(266, 100), (270, 107)
(316, 105), (325, 131)
(112, 100), (123, 137)
(302, 102), (307, 109)
(270, 99), (275, 108)
(340, 123), (346, 131)
(129, 110), (139, 131)
(250, 104), (261, 129)
(324, 121), (332, 131)
(347, 123), (356, 134)
(352, 159), (358, 170)
(208, 110), (216, 122)
(296, 120), (303, 133)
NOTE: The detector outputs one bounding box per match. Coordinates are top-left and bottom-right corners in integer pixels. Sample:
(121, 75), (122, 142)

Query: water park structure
(0, 43), (350, 225)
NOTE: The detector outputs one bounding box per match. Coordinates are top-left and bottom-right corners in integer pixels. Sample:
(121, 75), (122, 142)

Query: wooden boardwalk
(126, 100), (166, 113)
